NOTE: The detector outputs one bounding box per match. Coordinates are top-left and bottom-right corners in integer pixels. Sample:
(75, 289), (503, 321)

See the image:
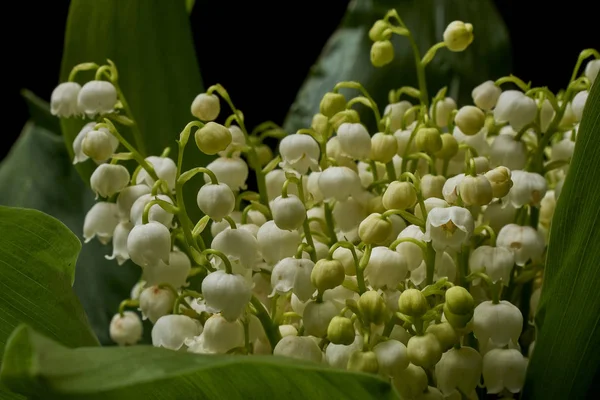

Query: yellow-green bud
(443, 21), (474, 52)
(443, 304), (473, 329)
(485, 166), (513, 198)
(358, 290), (387, 325)
(255, 144), (273, 167)
(425, 321), (459, 351)
(407, 333), (442, 368)
(347, 350), (379, 373)
(82, 130), (115, 162)
(327, 316), (355, 345)
(311, 113), (331, 139)
(398, 288), (429, 317)
(370, 132), (398, 163)
(415, 127), (443, 153)
(330, 109), (360, 131)
(367, 195), (386, 215)
(393, 363), (428, 399)
(195, 122), (232, 155)
(371, 40), (394, 67)
(311, 259), (345, 292)
(455, 105), (485, 136)
(320, 92), (347, 118)
(420, 174), (446, 199)
(369, 19), (390, 41)
(434, 133), (459, 159)
(358, 213), (393, 245)
(445, 286), (474, 315)
(459, 174), (493, 206)
(382, 181), (417, 210)
(191, 93), (220, 121)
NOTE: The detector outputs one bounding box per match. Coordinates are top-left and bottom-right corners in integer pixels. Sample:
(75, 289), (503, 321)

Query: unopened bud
(327, 316), (355, 345)
(426, 321), (459, 351)
(358, 290), (387, 325)
(191, 93), (220, 121)
(82, 129), (118, 163)
(443, 21), (474, 52)
(311, 259), (345, 292)
(312, 113), (331, 139)
(330, 109), (360, 131)
(415, 127), (443, 153)
(255, 144), (273, 167)
(348, 350), (379, 373)
(358, 213), (393, 244)
(367, 195), (386, 215)
(320, 92), (347, 118)
(382, 181), (417, 210)
(195, 122), (232, 155)
(455, 106), (485, 135)
(485, 166), (513, 198)
(370, 133), (398, 163)
(445, 286), (474, 315)
(434, 133), (459, 159)
(371, 40), (394, 67)
(369, 19), (390, 41)
(421, 174), (446, 199)
(459, 174), (493, 206)
(398, 288), (428, 317)
(407, 333), (443, 367)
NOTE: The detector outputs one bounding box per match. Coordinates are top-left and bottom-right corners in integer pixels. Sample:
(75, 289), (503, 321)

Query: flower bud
(332, 246), (363, 276)
(358, 213), (393, 244)
(369, 19), (390, 41)
(398, 288), (428, 317)
(485, 166), (513, 198)
(270, 194), (306, 231)
(330, 109), (360, 131)
(443, 21), (474, 52)
(455, 106), (485, 136)
(320, 92), (347, 117)
(204, 156), (249, 192)
(143, 249), (191, 289)
(311, 259), (345, 292)
(490, 134), (527, 171)
(370, 132), (398, 163)
(337, 122), (371, 160)
(373, 339), (409, 376)
(90, 164), (130, 198)
(82, 129), (119, 162)
(195, 122), (232, 155)
(415, 127), (443, 153)
(197, 182), (235, 221)
(585, 59), (600, 86)
(459, 174), (493, 206)
(109, 311), (143, 345)
(348, 351), (379, 374)
(136, 156), (177, 191)
(202, 270), (252, 321)
(393, 363), (428, 399)
(385, 101), (415, 132)
(311, 113), (331, 138)
(421, 174), (445, 199)
(571, 90), (588, 121)
(382, 181), (417, 210)
(51, 82), (82, 117)
(78, 80), (118, 116)
(435, 346), (482, 396)
(357, 290), (387, 325)
(407, 333), (443, 367)
(426, 321), (459, 351)
(472, 80), (502, 111)
(494, 90), (537, 130)
(139, 285), (176, 323)
(445, 286), (474, 315)
(371, 40), (394, 67)
(366, 195), (386, 215)
(327, 316), (356, 345)
(152, 314), (202, 350)
(273, 335), (322, 363)
(127, 221), (171, 267)
(191, 93), (220, 121)
(255, 144), (273, 167)
(434, 133), (459, 159)
(188, 314), (244, 354)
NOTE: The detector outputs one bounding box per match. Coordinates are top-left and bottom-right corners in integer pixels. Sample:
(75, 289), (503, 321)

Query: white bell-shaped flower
(365, 246), (407, 289)
(202, 270), (252, 321)
(472, 80), (501, 110)
(357, 161), (386, 188)
(385, 101), (415, 132)
(482, 202), (517, 234)
(585, 59), (599, 85)
(442, 174), (465, 205)
(322, 285), (359, 311)
(203, 156), (248, 192)
(571, 91), (588, 121)
(494, 90), (537, 130)
(271, 195), (306, 231)
(490, 134), (527, 170)
(212, 228), (258, 270)
(392, 363), (429, 399)
(51, 82), (82, 117)
(306, 172), (324, 203)
(130, 280), (146, 301)
(539, 99), (555, 133)
(81, 128), (119, 163)
(77, 80), (118, 117)
(273, 335), (322, 363)
(424, 206), (474, 252)
(90, 164), (130, 199)
(197, 182), (235, 221)
(83, 202), (119, 244)
(394, 128), (416, 156)
(482, 348), (528, 394)
(551, 138), (575, 162)
(135, 156), (177, 192)
(191, 93), (220, 121)
(431, 97), (457, 127)
(116, 184), (151, 221)
(265, 169), (303, 201)
(409, 251), (455, 286)
(497, 224), (545, 266)
(435, 346), (482, 397)
(373, 339), (409, 377)
(105, 221), (133, 265)
(218, 125), (246, 157)
(453, 126), (490, 156)
(139, 285), (176, 323)
(72, 122), (96, 164)
(394, 225), (426, 271)
(152, 314), (203, 350)
(326, 335), (363, 369)
(503, 170), (547, 208)
(187, 314), (245, 354)
(257, 220), (301, 265)
(337, 122), (371, 160)
(469, 246), (515, 285)
(127, 221), (171, 267)
(473, 300), (523, 349)
(318, 166), (361, 201)
(332, 197), (367, 232)
(279, 133), (320, 174)
(415, 198), (449, 222)
(270, 257), (315, 302)
(332, 246), (362, 276)
(143, 249), (191, 288)
(130, 193), (174, 227)
(303, 300), (338, 337)
(326, 136), (357, 170)
(109, 311), (143, 345)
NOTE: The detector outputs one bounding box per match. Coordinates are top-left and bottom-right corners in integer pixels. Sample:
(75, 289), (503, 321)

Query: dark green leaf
(284, 0), (511, 132)
(20, 89), (62, 134)
(523, 82), (600, 399)
(2, 325), (397, 400)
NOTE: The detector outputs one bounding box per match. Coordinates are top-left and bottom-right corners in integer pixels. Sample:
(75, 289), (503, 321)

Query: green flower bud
(358, 290), (387, 325)
(398, 288), (429, 317)
(370, 132), (398, 163)
(445, 286), (475, 315)
(255, 144), (273, 167)
(415, 127), (443, 153)
(369, 19), (390, 41)
(393, 363), (429, 399)
(330, 109), (360, 131)
(434, 133), (459, 159)
(485, 166), (513, 198)
(382, 181), (417, 210)
(195, 122), (232, 155)
(407, 333), (442, 368)
(367, 195), (386, 215)
(459, 174), (493, 206)
(311, 259), (345, 292)
(327, 316), (355, 345)
(320, 92), (347, 118)
(455, 105), (485, 136)
(425, 321), (459, 351)
(347, 350), (379, 374)
(358, 213), (393, 245)
(443, 21), (474, 52)
(443, 303), (473, 329)
(371, 40), (394, 67)
(191, 93), (220, 121)
(311, 113), (331, 139)
(420, 174), (446, 199)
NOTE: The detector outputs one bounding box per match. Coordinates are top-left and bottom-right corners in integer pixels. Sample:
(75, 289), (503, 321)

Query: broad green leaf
(284, 0), (511, 132)
(0, 121), (142, 345)
(2, 325), (397, 400)
(523, 82), (600, 399)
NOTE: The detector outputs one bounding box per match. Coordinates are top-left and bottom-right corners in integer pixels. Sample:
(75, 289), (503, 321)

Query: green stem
(424, 242), (436, 285)
(333, 81), (382, 130)
(142, 199), (179, 225)
(385, 160), (397, 182)
(251, 296), (282, 350)
(357, 244), (372, 294)
(202, 249), (233, 274)
(329, 241), (364, 293)
(118, 299), (139, 317)
(323, 202), (338, 247)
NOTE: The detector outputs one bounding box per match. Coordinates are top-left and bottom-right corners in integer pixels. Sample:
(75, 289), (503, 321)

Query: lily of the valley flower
(424, 206), (474, 252)
(278, 133), (320, 174)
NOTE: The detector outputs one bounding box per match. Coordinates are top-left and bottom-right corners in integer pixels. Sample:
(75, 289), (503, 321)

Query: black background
(3, 0), (598, 160)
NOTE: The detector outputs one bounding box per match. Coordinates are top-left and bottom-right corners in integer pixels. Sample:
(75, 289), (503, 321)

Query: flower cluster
(51, 8), (598, 400)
